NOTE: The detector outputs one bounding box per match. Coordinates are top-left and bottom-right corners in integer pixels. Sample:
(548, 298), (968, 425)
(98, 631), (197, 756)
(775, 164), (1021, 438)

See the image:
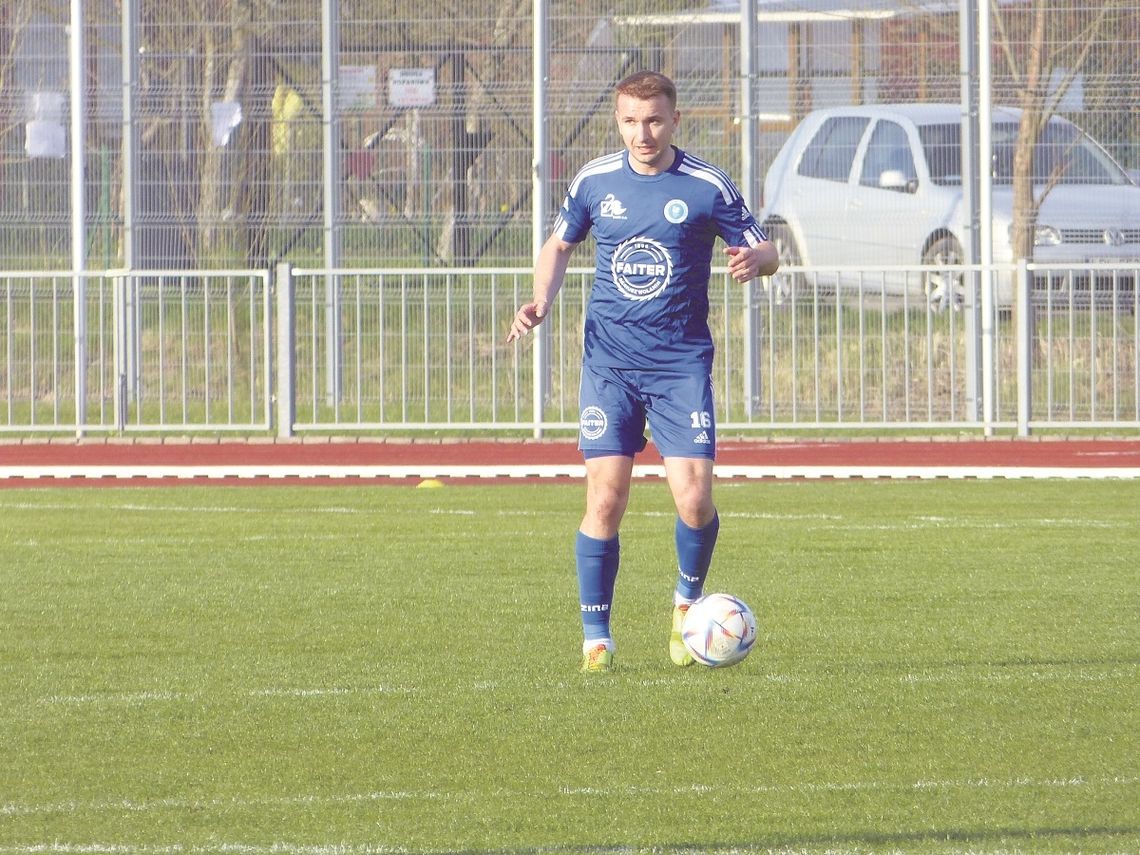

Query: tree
(993, 0), (1123, 261)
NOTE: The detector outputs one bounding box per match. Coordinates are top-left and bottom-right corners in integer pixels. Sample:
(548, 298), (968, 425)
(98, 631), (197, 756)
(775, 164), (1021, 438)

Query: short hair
(615, 71), (677, 111)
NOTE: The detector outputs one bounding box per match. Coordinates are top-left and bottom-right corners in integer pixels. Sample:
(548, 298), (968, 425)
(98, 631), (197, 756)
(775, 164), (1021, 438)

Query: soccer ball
(681, 593), (758, 667)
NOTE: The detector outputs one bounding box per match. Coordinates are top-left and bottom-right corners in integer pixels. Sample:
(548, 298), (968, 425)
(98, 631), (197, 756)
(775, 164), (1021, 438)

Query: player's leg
(577, 454), (633, 671)
(576, 366), (646, 671)
(582, 454), (634, 539)
(663, 456), (718, 665)
(643, 370), (719, 665)
(664, 455), (717, 531)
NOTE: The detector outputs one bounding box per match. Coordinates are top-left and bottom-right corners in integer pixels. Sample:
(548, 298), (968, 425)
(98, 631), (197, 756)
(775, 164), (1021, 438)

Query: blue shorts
(578, 365), (716, 460)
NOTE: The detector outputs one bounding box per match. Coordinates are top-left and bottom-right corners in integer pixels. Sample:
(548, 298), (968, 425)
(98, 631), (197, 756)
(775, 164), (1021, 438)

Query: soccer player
(506, 71), (779, 672)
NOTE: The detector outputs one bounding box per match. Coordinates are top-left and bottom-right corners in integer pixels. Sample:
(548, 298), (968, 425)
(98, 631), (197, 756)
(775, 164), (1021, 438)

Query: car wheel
(764, 223), (802, 304)
(921, 235), (965, 312)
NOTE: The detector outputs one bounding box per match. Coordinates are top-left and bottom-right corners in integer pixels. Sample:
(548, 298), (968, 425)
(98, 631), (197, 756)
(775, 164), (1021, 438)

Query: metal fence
(0, 269), (271, 432)
(279, 263), (1139, 436)
(2, 263), (1137, 436)
(3, 2), (1138, 271)
(3, 1), (1139, 436)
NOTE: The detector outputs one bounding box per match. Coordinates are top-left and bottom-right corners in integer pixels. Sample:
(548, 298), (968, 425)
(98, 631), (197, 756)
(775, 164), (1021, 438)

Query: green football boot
(670, 603), (694, 667)
(581, 642), (614, 673)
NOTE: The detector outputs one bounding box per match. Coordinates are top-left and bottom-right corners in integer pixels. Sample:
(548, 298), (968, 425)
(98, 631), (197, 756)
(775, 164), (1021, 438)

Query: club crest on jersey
(580, 405), (608, 440)
(664, 198), (689, 224)
(599, 193), (628, 219)
(610, 236), (673, 302)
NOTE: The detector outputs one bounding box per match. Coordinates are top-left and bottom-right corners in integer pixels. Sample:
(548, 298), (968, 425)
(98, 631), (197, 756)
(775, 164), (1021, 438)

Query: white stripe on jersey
(552, 212), (571, 241)
(676, 153), (741, 205)
(567, 152), (624, 197)
(742, 224), (766, 247)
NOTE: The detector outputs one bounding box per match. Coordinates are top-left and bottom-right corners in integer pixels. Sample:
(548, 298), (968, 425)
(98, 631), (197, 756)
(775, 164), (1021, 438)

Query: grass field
(0, 478), (1137, 854)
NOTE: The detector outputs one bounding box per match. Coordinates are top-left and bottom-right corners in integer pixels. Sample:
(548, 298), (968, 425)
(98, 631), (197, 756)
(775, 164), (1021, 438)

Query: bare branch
(1042, 3), (1113, 117)
(991, 0), (1021, 85)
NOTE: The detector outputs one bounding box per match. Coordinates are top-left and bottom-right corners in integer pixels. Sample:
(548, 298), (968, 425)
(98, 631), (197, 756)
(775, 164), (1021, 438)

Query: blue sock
(674, 512), (719, 601)
(575, 531), (619, 643)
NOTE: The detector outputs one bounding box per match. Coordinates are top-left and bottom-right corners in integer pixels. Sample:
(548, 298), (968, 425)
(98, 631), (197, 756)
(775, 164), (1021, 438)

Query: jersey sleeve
(551, 185), (592, 245)
(713, 187), (769, 248)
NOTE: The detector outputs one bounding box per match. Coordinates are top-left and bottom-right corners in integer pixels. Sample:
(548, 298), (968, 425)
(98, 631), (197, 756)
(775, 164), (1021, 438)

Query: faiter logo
(600, 193), (628, 219)
(610, 236), (673, 301)
(580, 405), (608, 440)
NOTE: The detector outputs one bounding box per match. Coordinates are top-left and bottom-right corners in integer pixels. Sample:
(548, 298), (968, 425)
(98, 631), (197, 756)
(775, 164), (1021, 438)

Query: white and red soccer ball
(681, 593), (758, 667)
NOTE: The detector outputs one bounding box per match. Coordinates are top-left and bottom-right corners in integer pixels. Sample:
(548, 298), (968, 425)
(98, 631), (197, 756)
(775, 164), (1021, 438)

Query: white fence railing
(1, 263), (1137, 436)
(0, 270), (272, 433)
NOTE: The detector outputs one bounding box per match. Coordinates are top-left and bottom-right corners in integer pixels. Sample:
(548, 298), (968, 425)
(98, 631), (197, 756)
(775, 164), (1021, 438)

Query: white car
(760, 103), (1140, 308)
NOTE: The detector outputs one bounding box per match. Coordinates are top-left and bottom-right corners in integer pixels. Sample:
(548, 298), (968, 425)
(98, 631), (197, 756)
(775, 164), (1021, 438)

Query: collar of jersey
(622, 146), (683, 180)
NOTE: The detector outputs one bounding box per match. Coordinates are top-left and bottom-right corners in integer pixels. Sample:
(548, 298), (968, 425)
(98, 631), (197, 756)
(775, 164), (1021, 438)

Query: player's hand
(725, 243), (780, 281)
(506, 300), (549, 343)
(723, 245), (762, 283)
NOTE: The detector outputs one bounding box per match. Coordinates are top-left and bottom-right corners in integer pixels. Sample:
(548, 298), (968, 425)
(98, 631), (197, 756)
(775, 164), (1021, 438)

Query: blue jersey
(553, 146), (767, 372)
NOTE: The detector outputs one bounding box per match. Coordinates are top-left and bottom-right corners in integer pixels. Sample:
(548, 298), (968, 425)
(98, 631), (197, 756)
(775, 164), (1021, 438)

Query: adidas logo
(694, 430), (711, 445)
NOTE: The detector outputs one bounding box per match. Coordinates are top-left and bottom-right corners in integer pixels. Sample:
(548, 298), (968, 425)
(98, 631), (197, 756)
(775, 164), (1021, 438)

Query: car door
(843, 118), (932, 275)
(786, 115), (870, 264)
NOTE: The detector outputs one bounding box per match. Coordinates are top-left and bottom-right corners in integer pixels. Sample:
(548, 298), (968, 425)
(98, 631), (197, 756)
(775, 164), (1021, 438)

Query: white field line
(0, 790), (439, 819)
(423, 508), (846, 521)
(1, 464), (1140, 481)
(0, 845), (416, 855)
(0, 847), (1125, 855)
(900, 666), (1138, 685)
(0, 503), (845, 524)
(1, 775), (1135, 823)
(1, 500), (1125, 533)
(0, 847), (412, 855)
(819, 519), (1130, 531)
(0, 502), (367, 514)
(42, 685), (417, 706)
(0, 499), (1124, 530)
(38, 660), (1135, 708)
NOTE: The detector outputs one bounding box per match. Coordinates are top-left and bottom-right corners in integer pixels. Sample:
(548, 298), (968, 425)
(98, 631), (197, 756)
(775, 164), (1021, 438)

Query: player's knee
(674, 489), (714, 529)
(586, 484), (629, 531)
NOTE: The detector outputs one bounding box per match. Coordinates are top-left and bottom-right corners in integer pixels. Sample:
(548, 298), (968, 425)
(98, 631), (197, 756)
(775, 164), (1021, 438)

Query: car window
(797, 116), (869, 182)
(919, 120), (1131, 186)
(859, 121), (917, 188)
(918, 124), (962, 185)
(994, 122), (1127, 184)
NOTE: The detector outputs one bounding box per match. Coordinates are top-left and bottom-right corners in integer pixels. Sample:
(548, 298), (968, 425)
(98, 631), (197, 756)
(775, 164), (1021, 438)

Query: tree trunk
(197, 1), (251, 264)
(236, 43), (272, 269)
(1008, 0), (1048, 262)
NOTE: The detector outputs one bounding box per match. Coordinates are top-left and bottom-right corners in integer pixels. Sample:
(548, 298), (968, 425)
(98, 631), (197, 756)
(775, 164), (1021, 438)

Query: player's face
(614, 93), (679, 175)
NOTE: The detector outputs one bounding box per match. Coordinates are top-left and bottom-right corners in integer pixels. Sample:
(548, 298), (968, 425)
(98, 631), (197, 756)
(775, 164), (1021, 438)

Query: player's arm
(711, 182), (780, 283)
(506, 233), (578, 343)
(724, 241), (779, 283)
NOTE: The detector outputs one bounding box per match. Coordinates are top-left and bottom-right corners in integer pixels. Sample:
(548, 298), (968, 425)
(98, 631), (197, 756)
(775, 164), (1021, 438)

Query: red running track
(0, 438), (1138, 487)
(0, 437), (1137, 465)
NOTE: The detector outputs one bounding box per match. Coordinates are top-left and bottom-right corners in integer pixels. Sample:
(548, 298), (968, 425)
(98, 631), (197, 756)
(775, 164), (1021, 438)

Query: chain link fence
(3, 1), (1137, 271)
(1, 2), (1138, 434)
